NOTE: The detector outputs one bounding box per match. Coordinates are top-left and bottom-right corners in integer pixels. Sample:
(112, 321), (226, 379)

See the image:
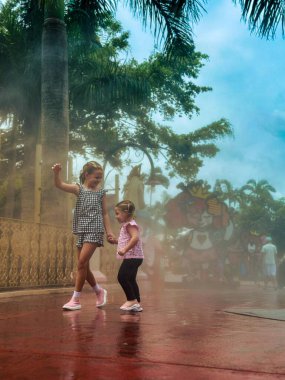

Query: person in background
(247, 240), (257, 282)
(261, 236), (278, 289)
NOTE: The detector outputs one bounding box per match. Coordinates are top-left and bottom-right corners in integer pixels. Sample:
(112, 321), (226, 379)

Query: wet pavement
(1, 282), (285, 379)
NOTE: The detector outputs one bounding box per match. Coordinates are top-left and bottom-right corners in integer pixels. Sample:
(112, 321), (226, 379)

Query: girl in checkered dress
(52, 161), (115, 311)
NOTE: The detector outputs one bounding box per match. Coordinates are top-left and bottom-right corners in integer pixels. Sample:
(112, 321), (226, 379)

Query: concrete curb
(0, 287), (74, 299)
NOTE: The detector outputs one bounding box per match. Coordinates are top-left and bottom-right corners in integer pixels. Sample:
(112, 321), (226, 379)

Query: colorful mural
(165, 183), (234, 280)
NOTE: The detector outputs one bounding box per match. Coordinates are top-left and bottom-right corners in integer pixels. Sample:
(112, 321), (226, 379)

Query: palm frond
(125, 0), (206, 56)
(70, 60), (151, 113)
(235, 0), (285, 38)
(66, 0), (117, 40)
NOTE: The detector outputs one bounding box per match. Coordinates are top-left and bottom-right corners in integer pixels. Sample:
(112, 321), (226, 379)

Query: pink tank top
(117, 220), (144, 260)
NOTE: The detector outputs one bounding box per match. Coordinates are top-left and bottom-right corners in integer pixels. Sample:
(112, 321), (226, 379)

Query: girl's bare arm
(52, 163), (79, 195)
(102, 195), (115, 239)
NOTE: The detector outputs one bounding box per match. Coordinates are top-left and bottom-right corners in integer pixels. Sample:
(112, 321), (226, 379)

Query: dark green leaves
(235, 0), (285, 38)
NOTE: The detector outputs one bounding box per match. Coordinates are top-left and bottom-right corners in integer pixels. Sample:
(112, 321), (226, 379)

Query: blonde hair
(79, 161), (103, 184)
(116, 200), (135, 217)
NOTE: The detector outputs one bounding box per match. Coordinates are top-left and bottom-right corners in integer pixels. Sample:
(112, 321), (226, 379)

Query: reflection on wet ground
(0, 282), (285, 379)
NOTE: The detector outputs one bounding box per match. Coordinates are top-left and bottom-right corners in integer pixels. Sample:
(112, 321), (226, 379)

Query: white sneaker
(96, 288), (107, 307)
(62, 297), (81, 311)
(133, 304), (143, 312)
(120, 303), (143, 312)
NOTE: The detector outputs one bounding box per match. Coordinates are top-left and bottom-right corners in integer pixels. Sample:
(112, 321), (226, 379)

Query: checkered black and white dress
(72, 185), (107, 246)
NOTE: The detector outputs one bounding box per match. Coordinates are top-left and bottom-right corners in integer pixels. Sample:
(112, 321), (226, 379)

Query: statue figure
(123, 165), (146, 210)
(165, 183), (234, 281)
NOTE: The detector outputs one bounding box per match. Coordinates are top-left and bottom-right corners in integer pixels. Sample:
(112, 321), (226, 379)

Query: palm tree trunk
(4, 116), (18, 218)
(21, 111), (41, 221)
(40, 13), (69, 226)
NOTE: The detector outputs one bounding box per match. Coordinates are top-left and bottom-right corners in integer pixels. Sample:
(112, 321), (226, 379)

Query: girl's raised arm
(52, 163), (79, 195)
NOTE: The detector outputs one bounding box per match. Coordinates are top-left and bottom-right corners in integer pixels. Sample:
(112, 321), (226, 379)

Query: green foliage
(68, 19), (232, 181)
(235, 0), (285, 39)
(211, 178), (285, 252)
(240, 179), (276, 208)
(0, 0), (42, 132)
(214, 178), (277, 237)
(122, 0), (206, 57)
(146, 167), (170, 188)
(237, 203), (273, 236)
(138, 51), (211, 119)
(155, 119), (232, 179)
(0, 0), (233, 215)
(272, 202), (285, 251)
(214, 179), (247, 209)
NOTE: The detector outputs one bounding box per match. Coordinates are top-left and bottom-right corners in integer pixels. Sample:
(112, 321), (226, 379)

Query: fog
(1, 0), (284, 294)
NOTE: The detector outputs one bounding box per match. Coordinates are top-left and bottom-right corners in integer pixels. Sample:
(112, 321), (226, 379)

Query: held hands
(106, 234), (124, 255)
(107, 233), (117, 244)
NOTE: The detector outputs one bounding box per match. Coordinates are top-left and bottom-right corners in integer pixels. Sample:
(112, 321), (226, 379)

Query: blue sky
(115, 1), (285, 199)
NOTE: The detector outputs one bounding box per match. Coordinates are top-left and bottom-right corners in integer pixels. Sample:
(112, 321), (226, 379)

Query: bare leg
(77, 247), (97, 288)
(86, 263), (97, 287)
(75, 243), (98, 292)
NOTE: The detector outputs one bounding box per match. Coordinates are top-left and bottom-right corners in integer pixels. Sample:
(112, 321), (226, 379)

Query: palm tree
(39, 0), (205, 224)
(0, 2), (146, 223)
(2, 0), (197, 224)
(213, 179), (242, 209)
(0, 1), (40, 221)
(40, 0), (284, 225)
(235, 0), (285, 38)
(240, 179), (276, 207)
(40, 2), (70, 224)
(237, 179), (276, 236)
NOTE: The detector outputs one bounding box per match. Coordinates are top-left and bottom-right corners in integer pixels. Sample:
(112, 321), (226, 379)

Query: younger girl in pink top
(110, 200), (144, 312)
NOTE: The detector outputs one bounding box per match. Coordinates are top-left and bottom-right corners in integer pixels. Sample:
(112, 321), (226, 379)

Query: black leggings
(117, 259), (143, 302)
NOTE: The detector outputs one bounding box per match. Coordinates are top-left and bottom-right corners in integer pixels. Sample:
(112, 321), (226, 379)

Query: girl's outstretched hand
(107, 233), (117, 244)
(52, 163), (62, 173)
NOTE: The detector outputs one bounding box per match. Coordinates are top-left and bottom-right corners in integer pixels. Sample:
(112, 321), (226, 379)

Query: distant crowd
(165, 235), (285, 289)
